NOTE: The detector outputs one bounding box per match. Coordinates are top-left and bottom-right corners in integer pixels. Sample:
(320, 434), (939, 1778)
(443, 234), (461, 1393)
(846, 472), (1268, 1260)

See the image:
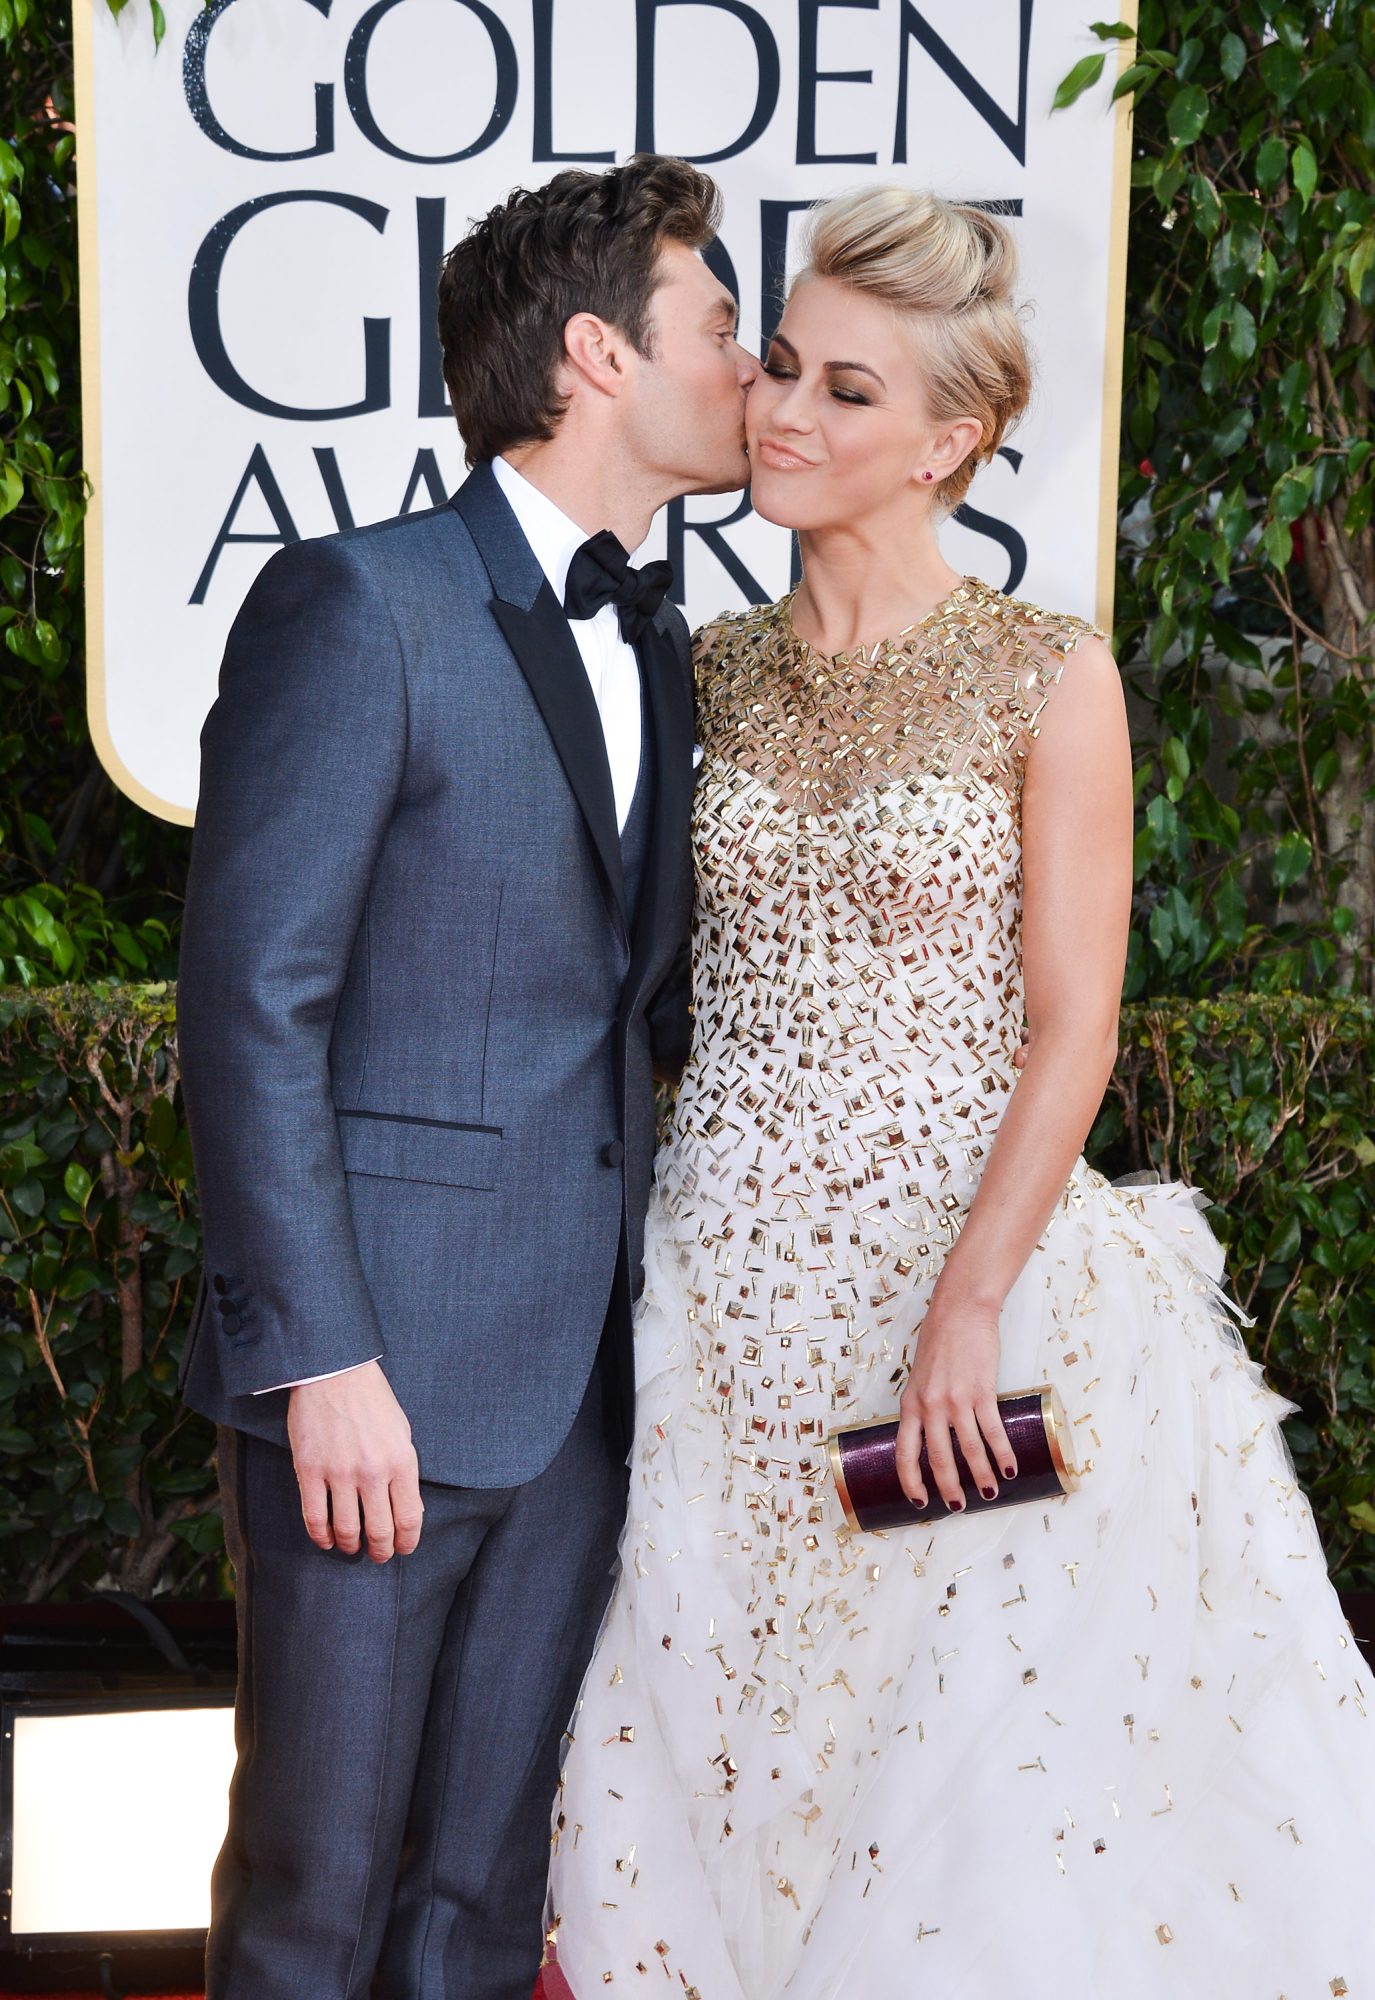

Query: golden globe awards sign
(75, 0), (1134, 823)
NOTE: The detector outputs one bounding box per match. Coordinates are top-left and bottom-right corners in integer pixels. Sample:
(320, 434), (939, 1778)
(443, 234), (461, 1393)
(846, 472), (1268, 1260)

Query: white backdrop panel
(75, 0), (1133, 822)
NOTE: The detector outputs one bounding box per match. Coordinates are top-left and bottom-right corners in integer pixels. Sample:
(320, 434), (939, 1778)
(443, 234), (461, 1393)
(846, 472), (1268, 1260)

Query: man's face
(624, 241), (756, 497)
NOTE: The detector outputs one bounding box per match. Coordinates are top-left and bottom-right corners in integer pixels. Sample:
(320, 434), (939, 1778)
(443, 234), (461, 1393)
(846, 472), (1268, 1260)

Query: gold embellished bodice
(662, 579), (1098, 1256)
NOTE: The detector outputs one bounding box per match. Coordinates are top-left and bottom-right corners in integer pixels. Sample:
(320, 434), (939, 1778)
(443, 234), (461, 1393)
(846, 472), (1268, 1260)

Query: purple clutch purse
(826, 1384), (1080, 1531)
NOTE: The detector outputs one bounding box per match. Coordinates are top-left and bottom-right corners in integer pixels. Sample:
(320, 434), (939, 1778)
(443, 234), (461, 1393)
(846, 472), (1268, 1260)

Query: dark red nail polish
(1005, 1465), (1017, 1478)
(981, 1485), (996, 1499)
(948, 1498), (964, 1512)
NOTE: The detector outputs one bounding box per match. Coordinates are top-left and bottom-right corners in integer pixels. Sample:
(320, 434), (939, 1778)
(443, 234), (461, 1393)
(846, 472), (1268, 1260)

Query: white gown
(546, 583), (1374, 1999)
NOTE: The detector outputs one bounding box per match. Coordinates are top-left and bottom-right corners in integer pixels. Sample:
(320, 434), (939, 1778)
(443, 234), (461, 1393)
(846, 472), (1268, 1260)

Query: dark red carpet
(0, 1980), (567, 2000)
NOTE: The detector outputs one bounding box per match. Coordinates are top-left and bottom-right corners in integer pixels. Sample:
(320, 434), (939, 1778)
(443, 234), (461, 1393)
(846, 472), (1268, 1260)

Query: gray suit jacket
(176, 462), (695, 1487)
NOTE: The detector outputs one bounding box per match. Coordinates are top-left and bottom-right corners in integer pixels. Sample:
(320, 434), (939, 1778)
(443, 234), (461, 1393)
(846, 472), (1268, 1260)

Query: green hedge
(0, 982), (220, 1601)
(1, 985), (1372, 1601)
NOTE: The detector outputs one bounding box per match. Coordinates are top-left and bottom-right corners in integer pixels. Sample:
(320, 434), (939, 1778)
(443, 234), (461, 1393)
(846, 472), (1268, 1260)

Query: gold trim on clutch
(1034, 1383), (1081, 1493)
(826, 1429), (861, 1532)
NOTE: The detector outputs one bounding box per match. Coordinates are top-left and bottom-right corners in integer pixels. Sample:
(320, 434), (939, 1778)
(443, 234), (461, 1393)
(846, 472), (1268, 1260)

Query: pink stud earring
(922, 470), (934, 482)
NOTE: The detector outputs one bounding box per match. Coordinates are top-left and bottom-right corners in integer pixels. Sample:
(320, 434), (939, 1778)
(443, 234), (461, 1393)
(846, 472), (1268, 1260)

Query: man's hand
(287, 1360), (423, 1562)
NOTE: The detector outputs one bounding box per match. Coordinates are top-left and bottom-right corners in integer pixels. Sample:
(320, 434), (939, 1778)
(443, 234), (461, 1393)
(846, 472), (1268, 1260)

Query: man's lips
(755, 437), (819, 470)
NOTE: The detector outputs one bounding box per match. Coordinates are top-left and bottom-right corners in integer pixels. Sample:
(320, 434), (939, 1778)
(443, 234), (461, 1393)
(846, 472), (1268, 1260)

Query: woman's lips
(755, 437), (818, 471)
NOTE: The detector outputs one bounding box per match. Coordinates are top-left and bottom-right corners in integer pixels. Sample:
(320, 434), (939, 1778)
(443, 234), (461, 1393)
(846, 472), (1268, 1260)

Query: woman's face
(746, 274), (976, 533)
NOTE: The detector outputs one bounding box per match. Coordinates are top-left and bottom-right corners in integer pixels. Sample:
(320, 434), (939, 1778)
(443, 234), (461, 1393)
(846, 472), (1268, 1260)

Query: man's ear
(563, 312), (627, 399)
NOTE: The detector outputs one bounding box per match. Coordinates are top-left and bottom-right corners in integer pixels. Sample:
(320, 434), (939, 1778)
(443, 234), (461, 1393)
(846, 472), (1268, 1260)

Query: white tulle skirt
(547, 1167), (1375, 1998)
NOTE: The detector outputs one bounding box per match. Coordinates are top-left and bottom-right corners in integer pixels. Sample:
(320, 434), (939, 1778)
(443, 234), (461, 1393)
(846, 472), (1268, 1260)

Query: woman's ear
(921, 415), (984, 486)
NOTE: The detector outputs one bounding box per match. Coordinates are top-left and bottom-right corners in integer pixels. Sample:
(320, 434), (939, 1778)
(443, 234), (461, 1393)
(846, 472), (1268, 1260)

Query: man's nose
(736, 342), (760, 386)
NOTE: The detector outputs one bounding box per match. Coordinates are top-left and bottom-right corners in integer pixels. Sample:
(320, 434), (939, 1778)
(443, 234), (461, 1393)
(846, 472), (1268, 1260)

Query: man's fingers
(298, 1470), (334, 1551)
(360, 1479), (396, 1564)
(924, 1416), (965, 1511)
(954, 1408), (998, 1502)
(391, 1464), (425, 1558)
(978, 1399), (1019, 1482)
(286, 1367), (422, 1562)
(895, 1409), (927, 1508)
(331, 1482), (362, 1557)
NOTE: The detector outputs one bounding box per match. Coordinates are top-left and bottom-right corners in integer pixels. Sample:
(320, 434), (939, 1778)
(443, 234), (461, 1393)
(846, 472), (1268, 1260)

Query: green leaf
(1228, 301), (1257, 361)
(1272, 831), (1313, 891)
(1189, 173), (1222, 235)
(1219, 32), (1246, 84)
(1166, 83), (1210, 147)
(1266, 1213), (1301, 1263)
(1053, 52), (1106, 111)
(1259, 41), (1301, 108)
(150, 0), (166, 47)
(1276, 358), (1309, 423)
(1254, 135), (1288, 189)
(105, 1498), (143, 1537)
(1212, 406), (1251, 454)
(1349, 234), (1375, 305)
(1273, 467), (1312, 524)
(10, 1176), (45, 1218)
(1261, 516), (1292, 569)
(172, 1511), (226, 1555)
(1291, 141), (1317, 207)
(1112, 61), (1154, 103)
(1149, 898), (1176, 957)
(1088, 18), (1135, 37)
(144, 1093), (177, 1151)
(62, 1160), (92, 1208)
(1311, 750), (1340, 794)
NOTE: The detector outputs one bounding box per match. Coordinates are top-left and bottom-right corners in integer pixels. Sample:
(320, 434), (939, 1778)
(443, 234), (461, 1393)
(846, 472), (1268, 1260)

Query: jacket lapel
(452, 466), (627, 938)
(625, 607), (694, 998)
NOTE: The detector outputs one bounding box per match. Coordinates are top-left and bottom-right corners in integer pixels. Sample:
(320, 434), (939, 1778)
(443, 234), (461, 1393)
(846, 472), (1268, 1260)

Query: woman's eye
(762, 363), (797, 380)
(831, 388), (870, 406)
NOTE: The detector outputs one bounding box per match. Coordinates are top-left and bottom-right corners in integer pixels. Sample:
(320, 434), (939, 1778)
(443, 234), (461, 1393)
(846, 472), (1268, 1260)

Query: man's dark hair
(438, 154), (723, 466)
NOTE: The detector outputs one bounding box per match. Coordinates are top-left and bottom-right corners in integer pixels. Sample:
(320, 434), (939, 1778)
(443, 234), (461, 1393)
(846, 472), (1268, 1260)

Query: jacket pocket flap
(338, 1112), (501, 1191)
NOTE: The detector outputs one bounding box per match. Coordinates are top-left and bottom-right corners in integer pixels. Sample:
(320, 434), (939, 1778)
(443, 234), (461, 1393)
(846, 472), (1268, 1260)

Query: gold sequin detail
(545, 579), (1375, 1991)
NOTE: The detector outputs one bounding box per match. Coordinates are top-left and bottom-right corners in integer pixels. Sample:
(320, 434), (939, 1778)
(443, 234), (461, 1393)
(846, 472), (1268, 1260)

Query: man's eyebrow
(765, 331), (885, 387)
(708, 292), (739, 329)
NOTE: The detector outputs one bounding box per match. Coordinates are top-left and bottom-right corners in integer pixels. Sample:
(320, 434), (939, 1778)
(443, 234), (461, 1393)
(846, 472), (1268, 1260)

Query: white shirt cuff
(252, 1356), (382, 1395)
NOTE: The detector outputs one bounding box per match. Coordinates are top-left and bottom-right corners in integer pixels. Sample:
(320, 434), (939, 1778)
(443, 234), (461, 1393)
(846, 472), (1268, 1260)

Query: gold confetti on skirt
(546, 587), (1375, 1996)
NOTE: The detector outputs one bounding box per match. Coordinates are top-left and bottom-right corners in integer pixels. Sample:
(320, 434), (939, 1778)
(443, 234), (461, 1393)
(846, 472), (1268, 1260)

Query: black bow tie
(563, 531), (674, 644)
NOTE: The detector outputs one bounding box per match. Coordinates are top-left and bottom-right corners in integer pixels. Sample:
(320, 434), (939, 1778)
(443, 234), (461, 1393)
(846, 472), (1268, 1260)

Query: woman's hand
(895, 1287), (1017, 1511)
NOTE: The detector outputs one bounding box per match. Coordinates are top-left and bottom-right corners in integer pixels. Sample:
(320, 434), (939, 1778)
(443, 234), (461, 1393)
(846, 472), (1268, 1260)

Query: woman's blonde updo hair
(799, 187), (1031, 510)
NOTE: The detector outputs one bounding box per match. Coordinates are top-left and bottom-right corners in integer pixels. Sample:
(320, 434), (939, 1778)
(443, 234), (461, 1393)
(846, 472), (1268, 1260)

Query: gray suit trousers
(206, 1356), (623, 2000)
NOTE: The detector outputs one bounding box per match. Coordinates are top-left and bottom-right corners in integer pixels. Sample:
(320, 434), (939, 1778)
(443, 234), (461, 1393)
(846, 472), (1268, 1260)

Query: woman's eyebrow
(766, 333), (886, 389)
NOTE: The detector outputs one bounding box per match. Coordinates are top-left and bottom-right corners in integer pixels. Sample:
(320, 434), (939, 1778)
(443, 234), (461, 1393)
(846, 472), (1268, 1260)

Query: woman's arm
(895, 635), (1133, 1511)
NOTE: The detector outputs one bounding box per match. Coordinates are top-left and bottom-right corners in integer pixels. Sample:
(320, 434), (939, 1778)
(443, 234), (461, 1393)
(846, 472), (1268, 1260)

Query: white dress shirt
(491, 454), (644, 830)
(258, 458), (645, 1396)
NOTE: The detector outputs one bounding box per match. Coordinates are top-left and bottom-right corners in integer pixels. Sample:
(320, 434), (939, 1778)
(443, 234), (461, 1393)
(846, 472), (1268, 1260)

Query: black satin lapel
(626, 619), (694, 987)
(491, 584), (627, 932)
(450, 463), (545, 611)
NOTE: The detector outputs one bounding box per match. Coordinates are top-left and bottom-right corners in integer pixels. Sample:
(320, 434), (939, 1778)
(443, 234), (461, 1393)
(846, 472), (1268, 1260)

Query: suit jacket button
(602, 1140), (625, 1168)
(220, 1313), (241, 1336)
(213, 1274), (228, 1295)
